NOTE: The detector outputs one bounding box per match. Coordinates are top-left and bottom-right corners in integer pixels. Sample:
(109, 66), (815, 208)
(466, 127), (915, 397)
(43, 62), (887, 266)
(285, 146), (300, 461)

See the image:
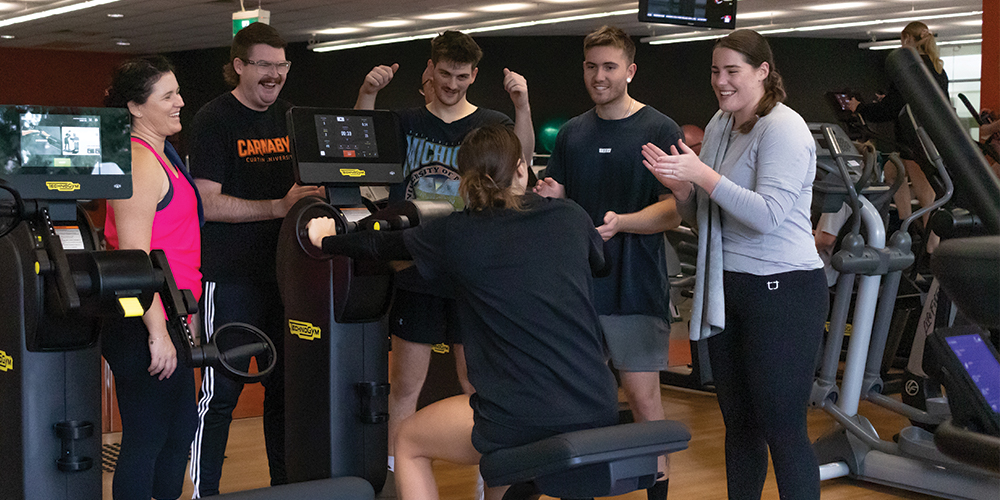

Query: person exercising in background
(848, 21), (948, 251)
(187, 22), (323, 497)
(533, 25), (682, 500)
(353, 30), (534, 474)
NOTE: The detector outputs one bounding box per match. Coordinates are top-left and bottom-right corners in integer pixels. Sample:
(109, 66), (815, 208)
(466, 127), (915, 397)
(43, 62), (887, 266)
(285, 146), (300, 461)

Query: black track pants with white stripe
(189, 281), (286, 497)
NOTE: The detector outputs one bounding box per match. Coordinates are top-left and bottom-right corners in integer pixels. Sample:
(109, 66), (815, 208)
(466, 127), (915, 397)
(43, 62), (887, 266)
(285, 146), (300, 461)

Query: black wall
(166, 35), (888, 157)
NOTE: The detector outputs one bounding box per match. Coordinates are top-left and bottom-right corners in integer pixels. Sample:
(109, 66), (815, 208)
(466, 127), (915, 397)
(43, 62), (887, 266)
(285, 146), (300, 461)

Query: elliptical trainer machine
(809, 49), (1000, 499)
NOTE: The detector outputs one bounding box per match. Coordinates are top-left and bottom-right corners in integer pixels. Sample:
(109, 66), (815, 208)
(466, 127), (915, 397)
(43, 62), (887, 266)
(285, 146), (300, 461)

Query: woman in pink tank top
(102, 56), (200, 500)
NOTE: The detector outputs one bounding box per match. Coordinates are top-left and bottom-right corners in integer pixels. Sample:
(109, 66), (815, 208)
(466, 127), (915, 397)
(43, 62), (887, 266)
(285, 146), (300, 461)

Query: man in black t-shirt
(534, 25), (681, 500)
(354, 30), (534, 473)
(187, 23), (323, 497)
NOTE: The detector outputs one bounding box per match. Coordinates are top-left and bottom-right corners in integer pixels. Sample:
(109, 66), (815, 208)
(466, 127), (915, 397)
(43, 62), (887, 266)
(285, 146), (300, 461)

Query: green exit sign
(232, 9), (270, 37)
(233, 18), (257, 36)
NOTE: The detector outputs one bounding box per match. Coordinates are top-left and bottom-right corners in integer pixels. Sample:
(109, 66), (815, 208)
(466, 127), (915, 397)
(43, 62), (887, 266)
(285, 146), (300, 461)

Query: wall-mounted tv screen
(639, 0), (737, 30)
(0, 105), (132, 200)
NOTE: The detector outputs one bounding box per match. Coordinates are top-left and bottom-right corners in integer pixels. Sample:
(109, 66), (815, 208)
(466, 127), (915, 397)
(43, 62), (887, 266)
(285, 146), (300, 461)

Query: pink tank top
(105, 138), (202, 302)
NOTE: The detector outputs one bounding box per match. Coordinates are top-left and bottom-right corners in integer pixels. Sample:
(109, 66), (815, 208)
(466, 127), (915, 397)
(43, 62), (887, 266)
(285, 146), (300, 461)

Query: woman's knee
(394, 415), (422, 458)
(396, 395), (479, 465)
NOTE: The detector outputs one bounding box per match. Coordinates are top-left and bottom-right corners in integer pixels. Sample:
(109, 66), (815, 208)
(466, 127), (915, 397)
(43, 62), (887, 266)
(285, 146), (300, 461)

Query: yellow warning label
(0, 350), (12, 372)
(289, 320), (322, 341)
(45, 181), (81, 192)
(339, 168), (366, 178)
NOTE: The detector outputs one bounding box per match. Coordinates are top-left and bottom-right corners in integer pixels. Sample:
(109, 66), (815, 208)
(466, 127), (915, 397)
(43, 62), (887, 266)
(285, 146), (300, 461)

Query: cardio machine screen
(639, 0), (737, 30)
(315, 114), (378, 159)
(287, 107), (402, 186)
(0, 105), (132, 200)
(20, 113), (103, 168)
(946, 333), (1000, 413)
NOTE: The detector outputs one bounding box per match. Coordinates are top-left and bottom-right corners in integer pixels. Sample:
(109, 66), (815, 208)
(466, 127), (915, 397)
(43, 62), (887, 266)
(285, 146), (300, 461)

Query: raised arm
(196, 178), (323, 223)
(503, 68), (535, 167)
(354, 63), (399, 110)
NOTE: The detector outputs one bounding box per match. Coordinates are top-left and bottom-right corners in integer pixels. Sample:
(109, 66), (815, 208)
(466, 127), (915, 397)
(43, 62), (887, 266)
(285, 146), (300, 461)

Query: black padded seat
(215, 477), (375, 500)
(480, 420), (691, 499)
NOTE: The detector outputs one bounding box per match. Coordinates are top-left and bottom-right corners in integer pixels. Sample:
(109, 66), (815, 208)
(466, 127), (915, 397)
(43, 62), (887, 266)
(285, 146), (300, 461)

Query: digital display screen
(639, 0), (737, 30)
(20, 113), (102, 169)
(0, 105), (132, 200)
(287, 107), (402, 186)
(315, 114), (378, 159)
(947, 334), (1000, 413)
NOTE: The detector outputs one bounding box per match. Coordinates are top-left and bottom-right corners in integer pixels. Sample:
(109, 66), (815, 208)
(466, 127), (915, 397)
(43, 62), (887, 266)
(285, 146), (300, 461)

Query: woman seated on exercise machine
(307, 124), (619, 500)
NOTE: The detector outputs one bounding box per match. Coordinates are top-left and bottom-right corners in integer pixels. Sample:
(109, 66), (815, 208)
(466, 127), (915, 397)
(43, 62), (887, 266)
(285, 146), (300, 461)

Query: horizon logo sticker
(289, 320), (322, 341)
(0, 350), (12, 372)
(340, 168), (366, 177)
(46, 181), (81, 192)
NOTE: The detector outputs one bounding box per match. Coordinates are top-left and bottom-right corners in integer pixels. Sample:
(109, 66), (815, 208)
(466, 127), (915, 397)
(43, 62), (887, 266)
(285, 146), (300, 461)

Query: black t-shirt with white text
(189, 93), (294, 283)
(545, 106), (682, 319)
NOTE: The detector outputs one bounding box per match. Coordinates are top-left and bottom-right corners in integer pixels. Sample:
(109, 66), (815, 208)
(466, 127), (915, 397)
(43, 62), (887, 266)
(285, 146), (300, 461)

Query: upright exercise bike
(276, 106), (694, 500)
(0, 104), (368, 500)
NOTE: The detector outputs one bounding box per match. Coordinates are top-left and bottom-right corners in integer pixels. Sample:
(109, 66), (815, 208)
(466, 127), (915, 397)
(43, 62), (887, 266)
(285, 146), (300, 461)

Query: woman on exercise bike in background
(306, 124), (619, 500)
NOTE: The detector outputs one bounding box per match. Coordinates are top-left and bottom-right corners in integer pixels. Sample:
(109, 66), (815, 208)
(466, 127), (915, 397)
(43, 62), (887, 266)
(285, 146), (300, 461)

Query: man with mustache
(354, 30), (534, 482)
(187, 22), (322, 497)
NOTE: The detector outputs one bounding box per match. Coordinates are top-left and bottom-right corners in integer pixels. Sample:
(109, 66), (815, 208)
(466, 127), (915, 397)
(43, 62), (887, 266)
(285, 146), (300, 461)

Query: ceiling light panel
(0, 0), (121, 28)
(803, 2), (875, 12)
(477, 3), (535, 13)
(738, 11), (783, 20)
(317, 27), (361, 35)
(365, 19), (412, 28)
(419, 12), (469, 20)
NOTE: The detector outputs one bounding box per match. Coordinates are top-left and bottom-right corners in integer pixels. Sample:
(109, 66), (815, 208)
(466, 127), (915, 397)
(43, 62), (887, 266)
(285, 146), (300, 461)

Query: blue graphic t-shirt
(390, 106), (513, 211)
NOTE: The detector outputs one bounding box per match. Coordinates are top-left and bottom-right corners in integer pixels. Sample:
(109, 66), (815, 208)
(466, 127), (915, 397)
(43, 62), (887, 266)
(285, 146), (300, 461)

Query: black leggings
(707, 269), (827, 500)
(102, 316), (197, 500)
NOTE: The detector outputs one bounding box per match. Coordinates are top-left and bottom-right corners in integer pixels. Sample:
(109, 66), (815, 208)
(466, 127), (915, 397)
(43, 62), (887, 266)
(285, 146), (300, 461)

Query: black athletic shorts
(388, 288), (462, 345)
(471, 410), (618, 455)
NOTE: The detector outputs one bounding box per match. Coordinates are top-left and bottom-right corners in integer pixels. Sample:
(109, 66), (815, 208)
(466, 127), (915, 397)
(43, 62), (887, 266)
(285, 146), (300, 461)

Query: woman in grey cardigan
(642, 30), (827, 499)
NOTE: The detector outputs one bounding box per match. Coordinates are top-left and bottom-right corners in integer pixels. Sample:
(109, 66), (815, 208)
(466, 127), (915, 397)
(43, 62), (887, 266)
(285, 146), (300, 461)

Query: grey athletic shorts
(600, 314), (671, 372)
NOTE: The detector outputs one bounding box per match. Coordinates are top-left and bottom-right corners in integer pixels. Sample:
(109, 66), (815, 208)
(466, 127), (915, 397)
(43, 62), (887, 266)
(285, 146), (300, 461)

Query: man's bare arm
(196, 178), (324, 223)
